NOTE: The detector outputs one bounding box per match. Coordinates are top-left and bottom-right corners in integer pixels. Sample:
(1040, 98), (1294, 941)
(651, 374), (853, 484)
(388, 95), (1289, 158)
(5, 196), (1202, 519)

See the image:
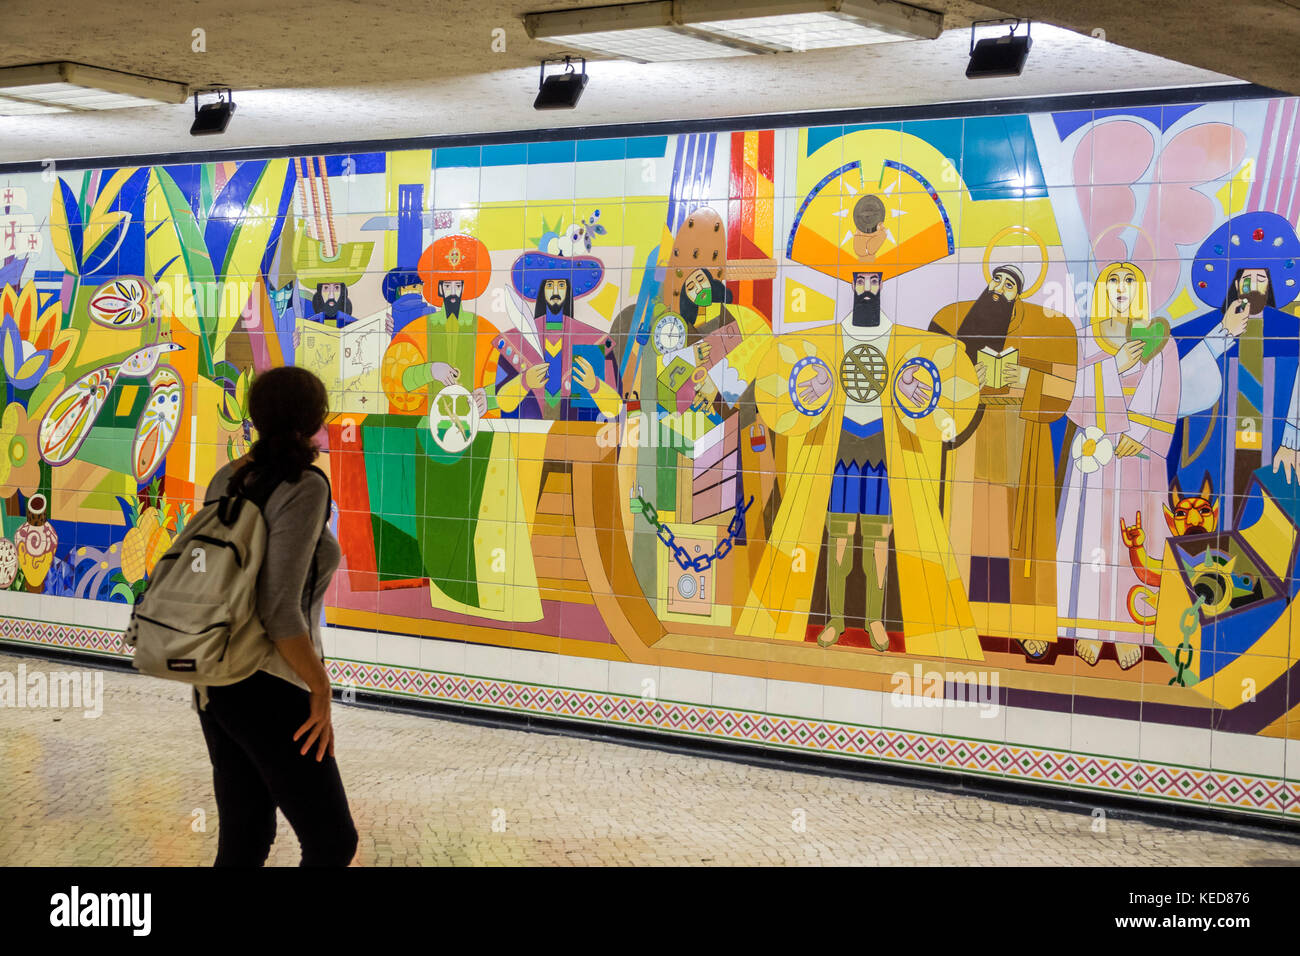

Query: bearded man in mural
(495, 252), (622, 422)
(367, 233), (545, 625)
(927, 260), (1078, 660)
(649, 209), (777, 426)
(658, 206), (775, 380)
(621, 206), (780, 608)
(380, 234), (496, 418)
(816, 270), (897, 651)
(737, 245), (983, 659)
(801, 268), (985, 656)
(306, 281), (356, 327)
(734, 184), (983, 658)
(678, 266), (730, 331)
(1175, 212), (1300, 509)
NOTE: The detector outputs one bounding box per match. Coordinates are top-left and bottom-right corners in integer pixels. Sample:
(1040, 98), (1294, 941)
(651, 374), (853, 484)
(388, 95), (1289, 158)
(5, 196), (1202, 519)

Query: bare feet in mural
(1075, 640), (1102, 666)
(867, 621), (890, 652)
(816, 624), (840, 647)
(814, 622), (887, 650)
(1074, 640), (1142, 670)
(1116, 643), (1142, 670)
(1020, 639), (1049, 660)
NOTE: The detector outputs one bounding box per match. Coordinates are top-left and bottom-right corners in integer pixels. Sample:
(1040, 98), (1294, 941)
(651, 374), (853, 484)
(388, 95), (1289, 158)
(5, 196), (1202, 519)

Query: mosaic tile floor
(1, 651), (1297, 867)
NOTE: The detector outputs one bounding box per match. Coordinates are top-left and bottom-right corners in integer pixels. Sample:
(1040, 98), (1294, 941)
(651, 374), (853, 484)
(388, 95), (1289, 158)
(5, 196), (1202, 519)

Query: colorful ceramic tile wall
(2, 93), (1300, 816)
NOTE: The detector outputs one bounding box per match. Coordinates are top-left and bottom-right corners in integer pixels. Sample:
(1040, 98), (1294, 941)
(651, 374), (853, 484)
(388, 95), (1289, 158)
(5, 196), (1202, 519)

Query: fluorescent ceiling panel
(0, 62), (187, 116)
(525, 0), (943, 61)
(691, 12), (918, 50)
(0, 97), (70, 115)
(540, 26), (748, 60)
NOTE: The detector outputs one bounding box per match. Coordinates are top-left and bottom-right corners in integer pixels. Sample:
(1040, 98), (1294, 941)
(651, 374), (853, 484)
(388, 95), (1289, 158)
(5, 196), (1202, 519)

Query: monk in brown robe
(928, 265), (1078, 659)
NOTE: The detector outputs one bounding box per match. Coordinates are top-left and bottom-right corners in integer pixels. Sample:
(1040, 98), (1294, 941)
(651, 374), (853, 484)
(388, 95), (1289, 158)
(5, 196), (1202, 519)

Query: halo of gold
(982, 226), (1048, 297)
(1089, 221), (1155, 267)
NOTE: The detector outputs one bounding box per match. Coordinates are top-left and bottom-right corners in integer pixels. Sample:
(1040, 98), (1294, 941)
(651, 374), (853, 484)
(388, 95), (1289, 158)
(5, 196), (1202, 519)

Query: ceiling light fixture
(0, 62), (188, 116)
(523, 0), (944, 63)
(190, 88), (237, 136)
(534, 56), (589, 110)
(966, 18), (1033, 79)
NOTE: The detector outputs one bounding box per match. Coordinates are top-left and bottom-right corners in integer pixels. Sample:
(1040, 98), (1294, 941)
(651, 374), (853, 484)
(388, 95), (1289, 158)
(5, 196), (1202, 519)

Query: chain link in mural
(634, 493), (754, 571)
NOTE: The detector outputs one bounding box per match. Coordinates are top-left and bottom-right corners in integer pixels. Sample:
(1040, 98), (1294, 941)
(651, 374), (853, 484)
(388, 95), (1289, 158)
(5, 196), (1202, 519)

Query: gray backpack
(125, 465), (329, 685)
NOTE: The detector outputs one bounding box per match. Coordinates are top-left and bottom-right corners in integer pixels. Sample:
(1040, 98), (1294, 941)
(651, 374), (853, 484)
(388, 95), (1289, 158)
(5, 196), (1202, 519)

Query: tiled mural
(2, 92), (1300, 815)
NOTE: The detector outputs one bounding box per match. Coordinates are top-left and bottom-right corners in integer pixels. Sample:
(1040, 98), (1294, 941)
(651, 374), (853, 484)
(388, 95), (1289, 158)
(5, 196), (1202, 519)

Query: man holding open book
(928, 262), (1078, 660)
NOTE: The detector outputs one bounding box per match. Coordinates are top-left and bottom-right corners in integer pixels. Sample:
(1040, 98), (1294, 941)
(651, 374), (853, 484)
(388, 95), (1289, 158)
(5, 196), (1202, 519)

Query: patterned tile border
(0, 616), (129, 657)
(2, 616), (1298, 819)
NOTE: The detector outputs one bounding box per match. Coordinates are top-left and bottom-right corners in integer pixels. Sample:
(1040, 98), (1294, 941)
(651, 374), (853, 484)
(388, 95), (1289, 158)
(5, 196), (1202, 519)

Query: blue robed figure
(1174, 211), (1300, 526)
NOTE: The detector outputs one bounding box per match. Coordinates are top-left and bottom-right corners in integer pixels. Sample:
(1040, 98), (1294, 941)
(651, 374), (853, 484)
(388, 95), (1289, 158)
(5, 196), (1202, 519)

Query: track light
(966, 18), (1032, 79)
(190, 87), (236, 136)
(534, 56), (588, 110)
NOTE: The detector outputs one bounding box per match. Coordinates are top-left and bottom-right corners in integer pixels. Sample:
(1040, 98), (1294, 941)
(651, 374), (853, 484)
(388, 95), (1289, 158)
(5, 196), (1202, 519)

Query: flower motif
(0, 402), (41, 498)
(0, 283), (78, 391)
(1071, 425), (1114, 474)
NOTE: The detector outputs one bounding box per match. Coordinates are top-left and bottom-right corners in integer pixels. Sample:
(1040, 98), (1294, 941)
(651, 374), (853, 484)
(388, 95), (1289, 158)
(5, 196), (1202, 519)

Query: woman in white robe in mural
(1057, 262), (1181, 669)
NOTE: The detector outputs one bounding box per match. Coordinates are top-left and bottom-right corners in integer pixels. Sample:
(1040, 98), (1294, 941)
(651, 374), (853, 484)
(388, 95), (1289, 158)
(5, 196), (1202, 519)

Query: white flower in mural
(1071, 426), (1114, 474)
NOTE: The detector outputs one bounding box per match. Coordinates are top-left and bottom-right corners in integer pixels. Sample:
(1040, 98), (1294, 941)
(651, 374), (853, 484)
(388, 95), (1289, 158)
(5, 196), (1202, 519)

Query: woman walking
(197, 365), (357, 866)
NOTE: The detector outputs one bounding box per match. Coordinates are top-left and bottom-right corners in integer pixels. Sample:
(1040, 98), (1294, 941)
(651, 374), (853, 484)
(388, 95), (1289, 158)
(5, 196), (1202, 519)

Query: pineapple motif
(121, 506), (173, 584)
(117, 479), (188, 591)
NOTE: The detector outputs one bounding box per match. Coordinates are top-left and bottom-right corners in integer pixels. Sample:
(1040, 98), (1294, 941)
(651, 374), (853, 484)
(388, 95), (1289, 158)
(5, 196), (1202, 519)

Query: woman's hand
(1114, 433), (1145, 458)
(1115, 339), (1145, 374)
(294, 688), (335, 762)
(275, 634), (337, 762)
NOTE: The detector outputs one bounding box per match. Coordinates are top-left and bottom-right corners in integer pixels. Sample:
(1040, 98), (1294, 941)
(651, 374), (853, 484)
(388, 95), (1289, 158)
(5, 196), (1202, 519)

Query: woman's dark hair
(233, 366), (329, 498)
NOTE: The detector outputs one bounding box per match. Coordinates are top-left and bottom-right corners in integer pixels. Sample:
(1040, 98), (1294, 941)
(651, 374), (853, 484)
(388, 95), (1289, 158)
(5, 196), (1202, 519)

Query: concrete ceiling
(0, 0), (1251, 165)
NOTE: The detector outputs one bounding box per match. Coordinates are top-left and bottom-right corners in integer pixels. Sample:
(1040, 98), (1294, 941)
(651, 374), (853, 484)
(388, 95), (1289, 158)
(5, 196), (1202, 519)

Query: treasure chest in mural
(1153, 465), (1300, 707)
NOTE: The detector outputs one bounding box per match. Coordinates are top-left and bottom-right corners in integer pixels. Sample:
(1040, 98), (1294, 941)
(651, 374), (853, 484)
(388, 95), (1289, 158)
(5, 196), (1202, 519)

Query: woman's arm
(259, 471), (335, 759)
(275, 634), (334, 761)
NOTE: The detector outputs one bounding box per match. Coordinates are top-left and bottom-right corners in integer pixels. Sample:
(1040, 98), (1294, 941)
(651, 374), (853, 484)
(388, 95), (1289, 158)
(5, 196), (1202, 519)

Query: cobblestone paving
(1, 651), (1297, 866)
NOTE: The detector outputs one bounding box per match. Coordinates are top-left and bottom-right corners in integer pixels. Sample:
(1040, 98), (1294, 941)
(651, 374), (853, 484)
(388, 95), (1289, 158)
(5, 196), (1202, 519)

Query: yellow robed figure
(737, 132), (982, 658)
(737, 321), (982, 659)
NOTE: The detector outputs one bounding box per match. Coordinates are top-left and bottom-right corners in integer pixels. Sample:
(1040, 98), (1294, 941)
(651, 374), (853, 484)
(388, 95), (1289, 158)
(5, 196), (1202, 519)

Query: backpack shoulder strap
(303, 463), (333, 528)
(205, 462), (332, 529)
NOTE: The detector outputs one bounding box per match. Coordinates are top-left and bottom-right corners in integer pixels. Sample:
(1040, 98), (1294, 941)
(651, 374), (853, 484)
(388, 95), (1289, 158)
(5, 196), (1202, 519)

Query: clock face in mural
(653, 313), (687, 354)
